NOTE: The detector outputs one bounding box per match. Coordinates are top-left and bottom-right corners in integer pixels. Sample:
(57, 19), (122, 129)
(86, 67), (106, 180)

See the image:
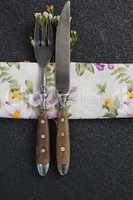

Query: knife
(56, 1), (71, 176)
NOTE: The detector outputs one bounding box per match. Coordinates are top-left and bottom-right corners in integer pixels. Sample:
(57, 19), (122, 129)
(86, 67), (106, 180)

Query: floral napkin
(0, 62), (132, 119)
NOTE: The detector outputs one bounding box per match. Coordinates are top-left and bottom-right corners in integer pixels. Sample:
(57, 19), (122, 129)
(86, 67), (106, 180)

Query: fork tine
(48, 19), (53, 45)
(34, 19), (40, 44)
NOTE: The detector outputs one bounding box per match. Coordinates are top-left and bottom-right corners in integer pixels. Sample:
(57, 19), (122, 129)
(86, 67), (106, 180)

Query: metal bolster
(57, 93), (69, 110)
(40, 84), (48, 110)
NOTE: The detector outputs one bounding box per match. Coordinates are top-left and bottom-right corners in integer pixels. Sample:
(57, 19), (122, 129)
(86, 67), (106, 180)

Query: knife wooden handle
(56, 110), (70, 176)
(36, 111), (50, 176)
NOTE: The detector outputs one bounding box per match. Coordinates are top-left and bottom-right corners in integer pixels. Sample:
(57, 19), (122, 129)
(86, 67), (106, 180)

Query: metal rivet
(41, 134), (46, 139)
(60, 147), (65, 152)
(61, 118), (64, 122)
(61, 132), (65, 137)
(41, 148), (46, 153)
(41, 120), (45, 124)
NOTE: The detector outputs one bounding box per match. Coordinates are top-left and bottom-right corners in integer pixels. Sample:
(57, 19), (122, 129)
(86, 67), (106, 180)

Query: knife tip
(66, 1), (70, 8)
(37, 163), (49, 176)
(67, 1), (70, 6)
(57, 164), (69, 176)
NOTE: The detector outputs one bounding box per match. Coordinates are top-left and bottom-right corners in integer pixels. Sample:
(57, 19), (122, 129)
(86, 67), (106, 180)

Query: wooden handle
(36, 111), (50, 176)
(56, 110), (70, 176)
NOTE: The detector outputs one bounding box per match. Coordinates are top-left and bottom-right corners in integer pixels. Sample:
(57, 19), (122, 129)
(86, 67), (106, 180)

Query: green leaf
(23, 96), (29, 104)
(25, 80), (33, 94)
(8, 79), (17, 84)
(30, 38), (35, 47)
(111, 67), (126, 75)
(75, 64), (86, 76)
(125, 64), (132, 68)
(111, 66), (131, 84)
(70, 30), (78, 49)
(116, 73), (127, 80)
(14, 63), (20, 70)
(7, 63), (14, 67)
(113, 98), (120, 109)
(96, 82), (107, 94)
(7, 62), (20, 70)
(0, 66), (9, 71)
(0, 71), (9, 78)
(127, 81), (133, 91)
(12, 63), (20, 70)
(103, 112), (117, 118)
(119, 76), (130, 83)
(1, 76), (12, 83)
(87, 64), (95, 74)
(126, 80), (133, 84)
(9, 80), (19, 91)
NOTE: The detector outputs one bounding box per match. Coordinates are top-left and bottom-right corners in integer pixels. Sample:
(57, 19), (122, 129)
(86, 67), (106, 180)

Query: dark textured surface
(0, 0), (133, 199)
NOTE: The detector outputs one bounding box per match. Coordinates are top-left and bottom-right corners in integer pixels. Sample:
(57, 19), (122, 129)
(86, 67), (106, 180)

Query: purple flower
(108, 64), (116, 70)
(48, 111), (57, 119)
(29, 93), (41, 107)
(69, 86), (77, 94)
(47, 93), (58, 105)
(5, 101), (10, 105)
(96, 64), (106, 71)
(96, 64), (116, 71)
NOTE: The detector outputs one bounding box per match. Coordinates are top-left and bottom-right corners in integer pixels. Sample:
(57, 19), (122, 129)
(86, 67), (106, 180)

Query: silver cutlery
(34, 18), (53, 176)
(56, 1), (71, 176)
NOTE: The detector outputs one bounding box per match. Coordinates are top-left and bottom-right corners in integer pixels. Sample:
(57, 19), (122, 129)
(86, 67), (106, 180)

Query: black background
(0, 0), (133, 199)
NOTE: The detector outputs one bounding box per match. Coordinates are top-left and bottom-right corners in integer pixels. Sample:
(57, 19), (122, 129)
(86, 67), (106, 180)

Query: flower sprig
(31, 4), (78, 61)
(46, 5), (54, 14)
(71, 31), (78, 49)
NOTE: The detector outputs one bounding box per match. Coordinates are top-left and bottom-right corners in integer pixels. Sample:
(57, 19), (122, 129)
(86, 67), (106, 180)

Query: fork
(34, 18), (53, 176)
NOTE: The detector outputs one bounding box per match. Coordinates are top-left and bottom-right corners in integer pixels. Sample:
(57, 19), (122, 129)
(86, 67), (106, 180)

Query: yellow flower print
(103, 98), (114, 109)
(128, 114), (133, 118)
(9, 90), (22, 101)
(128, 91), (133, 99)
(4, 101), (36, 119)
(102, 97), (120, 118)
(12, 111), (21, 118)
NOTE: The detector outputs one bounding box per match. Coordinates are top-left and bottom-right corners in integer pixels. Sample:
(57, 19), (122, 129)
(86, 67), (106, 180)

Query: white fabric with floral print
(0, 62), (132, 119)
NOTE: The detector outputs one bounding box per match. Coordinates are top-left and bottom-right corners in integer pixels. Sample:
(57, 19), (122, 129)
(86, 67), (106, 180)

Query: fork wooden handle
(56, 110), (70, 176)
(36, 111), (50, 176)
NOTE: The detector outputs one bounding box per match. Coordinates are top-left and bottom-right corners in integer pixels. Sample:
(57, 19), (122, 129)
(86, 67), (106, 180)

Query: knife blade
(56, 1), (71, 176)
